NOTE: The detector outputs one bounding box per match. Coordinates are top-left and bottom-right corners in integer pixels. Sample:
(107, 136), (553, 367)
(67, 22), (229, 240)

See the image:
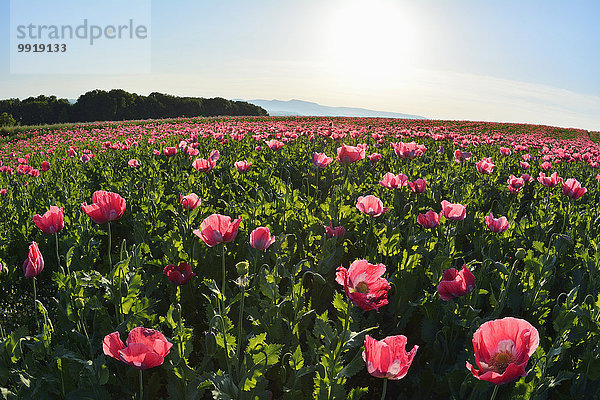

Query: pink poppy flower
(249, 226), (276, 250)
(561, 178), (587, 200)
(368, 153), (382, 163)
(265, 140), (284, 150)
(454, 149), (472, 163)
(234, 160), (252, 172)
(467, 317), (539, 385)
(507, 175), (525, 193)
(363, 335), (418, 380)
(32, 206), (64, 234)
(537, 172), (560, 188)
(379, 172), (408, 189)
(438, 265), (475, 301)
(81, 191), (126, 224)
(417, 210), (440, 229)
(128, 159), (140, 168)
(180, 193), (201, 210)
(408, 179), (427, 194)
(103, 327), (172, 370)
(193, 214), (241, 247)
(23, 242), (44, 278)
(192, 157), (216, 172)
(356, 195), (389, 217)
(313, 152), (333, 168)
(392, 142), (426, 159)
(163, 147), (177, 157)
(440, 200), (466, 221)
(476, 158), (495, 174)
(336, 144), (365, 164)
(485, 213), (509, 233)
(335, 260), (390, 311)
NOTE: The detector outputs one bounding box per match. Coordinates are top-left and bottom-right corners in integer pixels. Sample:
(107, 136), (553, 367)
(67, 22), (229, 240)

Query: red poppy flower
(163, 262), (196, 285)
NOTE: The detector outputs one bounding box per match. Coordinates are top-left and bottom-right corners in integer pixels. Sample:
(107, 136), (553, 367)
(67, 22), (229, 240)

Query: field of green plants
(1, 116), (599, 399)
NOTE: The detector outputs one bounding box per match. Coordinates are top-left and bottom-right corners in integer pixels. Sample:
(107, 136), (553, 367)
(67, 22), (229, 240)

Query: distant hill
(244, 99), (426, 119)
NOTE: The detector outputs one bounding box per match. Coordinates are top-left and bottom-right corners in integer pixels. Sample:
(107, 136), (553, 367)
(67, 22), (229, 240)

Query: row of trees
(0, 89), (268, 126)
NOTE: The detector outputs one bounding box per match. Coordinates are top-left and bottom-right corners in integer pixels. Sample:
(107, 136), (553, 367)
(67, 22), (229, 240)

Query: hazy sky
(1, 0), (599, 130)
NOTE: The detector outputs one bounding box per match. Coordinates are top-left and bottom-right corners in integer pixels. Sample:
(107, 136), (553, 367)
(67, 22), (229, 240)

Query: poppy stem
(328, 299), (352, 400)
(139, 369), (143, 400)
(494, 258), (518, 318)
(55, 232), (67, 276)
(380, 378), (388, 400)
(236, 282), (246, 376)
(489, 385), (499, 400)
(220, 244), (232, 378)
(108, 221), (122, 325)
(188, 209), (194, 270)
(107, 221), (112, 268)
(315, 166), (319, 203)
(32, 276), (39, 331)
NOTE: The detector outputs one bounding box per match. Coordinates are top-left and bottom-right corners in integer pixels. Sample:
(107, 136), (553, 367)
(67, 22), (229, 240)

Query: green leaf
(250, 343), (282, 367)
(348, 387), (369, 400)
(344, 326), (377, 350)
(313, 312), (334, 347)
(332, 292), (347, 317)
(290, 345), (304, 370)
(335, 349), (365, 379)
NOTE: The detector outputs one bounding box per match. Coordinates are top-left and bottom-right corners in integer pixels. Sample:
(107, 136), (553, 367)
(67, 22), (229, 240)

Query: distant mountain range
(244, 99), (426, 119)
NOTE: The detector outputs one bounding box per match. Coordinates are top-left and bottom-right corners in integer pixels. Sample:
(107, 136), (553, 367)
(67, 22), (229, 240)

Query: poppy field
(1, 116), (600, 399)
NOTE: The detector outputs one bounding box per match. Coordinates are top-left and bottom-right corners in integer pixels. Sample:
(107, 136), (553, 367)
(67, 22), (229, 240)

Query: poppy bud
(173, 303), (182, 322)
(515, 248), (527, 260)
(75, 297), (85, 309)
(205, 331), (217, 356)
(236, 261), (249, 276)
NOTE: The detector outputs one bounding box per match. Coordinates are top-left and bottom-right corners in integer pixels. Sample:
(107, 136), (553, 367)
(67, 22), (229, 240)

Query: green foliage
(0, 116), (599, 398)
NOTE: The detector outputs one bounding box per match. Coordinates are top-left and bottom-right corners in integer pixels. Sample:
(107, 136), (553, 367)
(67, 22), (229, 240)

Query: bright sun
(326, 0), (417, 88)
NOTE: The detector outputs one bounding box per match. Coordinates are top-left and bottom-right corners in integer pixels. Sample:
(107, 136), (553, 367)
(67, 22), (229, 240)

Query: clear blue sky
(1, 0), (599, 130)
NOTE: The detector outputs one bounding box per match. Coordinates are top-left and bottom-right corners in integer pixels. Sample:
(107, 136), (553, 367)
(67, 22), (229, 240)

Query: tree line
(0, 89), (268, 126)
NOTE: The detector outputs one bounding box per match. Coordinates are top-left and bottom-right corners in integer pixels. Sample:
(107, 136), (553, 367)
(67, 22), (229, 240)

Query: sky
(1, 0), (599, 130)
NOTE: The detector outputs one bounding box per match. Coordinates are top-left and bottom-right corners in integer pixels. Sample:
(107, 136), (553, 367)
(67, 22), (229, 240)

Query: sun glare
(326, 0), (418, 88)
